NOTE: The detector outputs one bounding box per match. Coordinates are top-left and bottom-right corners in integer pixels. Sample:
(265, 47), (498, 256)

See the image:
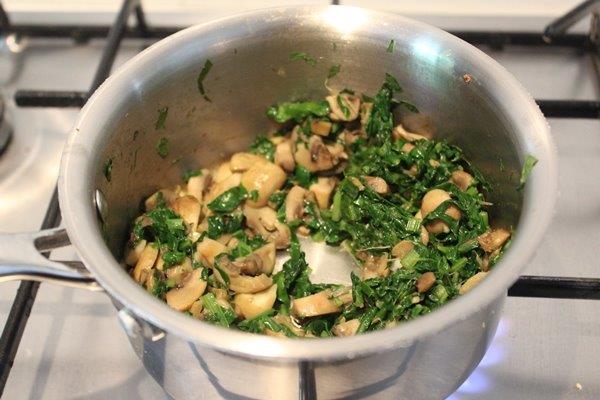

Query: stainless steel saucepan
(0, 6), (557, 399)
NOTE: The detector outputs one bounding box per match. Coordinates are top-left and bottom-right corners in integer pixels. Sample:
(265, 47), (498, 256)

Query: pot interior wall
(93, 14), (523, 259)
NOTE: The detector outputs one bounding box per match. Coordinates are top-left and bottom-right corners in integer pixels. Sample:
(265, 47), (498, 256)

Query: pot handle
(0, 227), (101, 290)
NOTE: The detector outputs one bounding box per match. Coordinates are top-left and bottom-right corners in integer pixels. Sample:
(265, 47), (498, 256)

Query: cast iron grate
(0, 0), (599, 397)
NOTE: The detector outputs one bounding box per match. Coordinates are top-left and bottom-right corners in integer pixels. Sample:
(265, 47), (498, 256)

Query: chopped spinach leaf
(202, 293), (236, 327)
(208, 185), (248, 213)
(386, 39), (395, 53)
(156, 137), (169, 158)
(327, 64), (341, 79)
(182, 169), (202, 182)
(518, 154), (538, 190)
(290, 51), (317, 66)
(267, 101), (330, 123)
(103, 157), (113, 182)
(155, 107), (168, 130)
(197, 59), (213, 102)
(249, 136), (276, 161)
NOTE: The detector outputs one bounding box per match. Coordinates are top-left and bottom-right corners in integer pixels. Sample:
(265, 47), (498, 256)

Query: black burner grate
(0, 0), (599, 396)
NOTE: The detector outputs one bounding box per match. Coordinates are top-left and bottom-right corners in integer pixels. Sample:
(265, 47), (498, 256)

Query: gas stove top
(0, 1), (599, 399)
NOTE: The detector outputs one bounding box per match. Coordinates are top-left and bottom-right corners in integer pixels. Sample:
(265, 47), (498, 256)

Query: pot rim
(59, 5), (557, 361)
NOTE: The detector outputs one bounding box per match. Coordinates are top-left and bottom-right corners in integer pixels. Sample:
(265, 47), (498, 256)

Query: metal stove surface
(0, 21), (599, 400)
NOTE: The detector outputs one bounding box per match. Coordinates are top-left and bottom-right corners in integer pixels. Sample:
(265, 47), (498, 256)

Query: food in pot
(124, 74), (511, 337)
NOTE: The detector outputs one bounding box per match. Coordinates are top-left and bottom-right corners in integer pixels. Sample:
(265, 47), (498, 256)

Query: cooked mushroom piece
(195, 238), (227, 266)
(274, 140), (295, 172)
(132, 244), (159, 283)
(451, 170), (474, 191)
(189, 300), (203, 319)
(125, 239), (147, 266)
(309, 177), (336, 209)
(166, 269), (207, 311)
(251, 242), (276, 274)
(295, 136), (338, 173)
(310, 119), (332, 136)
(285, 185), (307, 222)
(364, 176), (389, 195)
(420, 189), (461, 234)
(229, 273), (273, 294)
(477, 228), (511, 253)
(243, 205), (291, 249)
(459, 271), (488, 294)
(392, 123), (428, 142)
(290, 288), (352, 318)
(241, 161), (287, 207)
(392, 240), (414, 259)
(332, 319), (360, 337)
(416, 272), (436, 293)
(170, 195), (201, 232)
(165, 257), (193, 286)
(362, 253), (389, 279)
(211, 161), (233, 183)
(230, 152), (268, 172)
(144, 189), (176, 211)
(187, 170), (210, 203)
(234, 284), (277, 319)
(401, 142), (415, 153)
(360, 102), (372, 126)
(205, 172), (242, 203)
(326, 92), (361, 121)
(414, 211), (430, 245)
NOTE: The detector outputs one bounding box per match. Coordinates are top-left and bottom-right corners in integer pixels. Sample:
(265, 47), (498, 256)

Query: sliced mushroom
(362, 253), (389, 279)
(170, 195), (201, 231)
(230, 152), (268, 172)
(284, 185), (307, 222)
(189, 300), (203, 319)
(343, 130), (362, 145)
(416, 272), (436, 293)
(290, 288), (352, 318)
(392, 123), (428, 142)
(132, 244), (159, 283)
(414, 211), (430, 245)
(205, 172), (242, 203)
(187, 171), (210, 203)
(420, 189), (461, 234)
(477, 228), (511, 253)
(166, 269), (207, 311)
(252, 242), (276, 274)
(125, 239), (147, 266)
(154, 249), (165, 271)
(229, 273), (273, 294)
(332, 319), (360, 337)
(451, 170), (474, 191)
(459, 272), (488, 295)
(144, 189), (176, 211)
(392, 240), (414, 259)
(360, 102), (373, 126)
(212, 161), (233, 183)
(364, 176), (389, 195)
(243, 205), (291, 249)
(309, 177), (337, 209)
(241, 161), (287, 207)
(326, 92), (361, 121)
(310, 120), (332, 136)
(195, 238), (227, 267)
(274, 140), (295, 172)
(265, 314), (306, 337)
(401, 143), (415, 153)
(295, 136), (339, 173)
(165, 257), (193, 286)
(234, 284), (277, 319)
